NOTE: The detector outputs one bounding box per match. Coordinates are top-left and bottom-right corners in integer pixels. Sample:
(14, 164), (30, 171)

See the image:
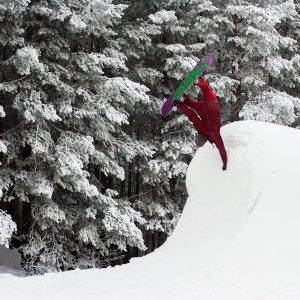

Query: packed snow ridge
(1, 120), (300, 300)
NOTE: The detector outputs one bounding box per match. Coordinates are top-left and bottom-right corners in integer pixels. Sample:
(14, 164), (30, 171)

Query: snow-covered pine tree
(162, 0), (300, 126)
(189, 0), (300, 125)
(0, 0), (155, 273)
(221, 0), (300, 125)
(109, 0), (189, 257)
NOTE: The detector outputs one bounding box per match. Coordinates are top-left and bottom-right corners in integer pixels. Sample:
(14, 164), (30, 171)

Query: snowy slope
(1, 120), (300, 300)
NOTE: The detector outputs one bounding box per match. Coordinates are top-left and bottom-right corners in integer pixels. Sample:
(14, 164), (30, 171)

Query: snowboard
(161, 54), (213, 117)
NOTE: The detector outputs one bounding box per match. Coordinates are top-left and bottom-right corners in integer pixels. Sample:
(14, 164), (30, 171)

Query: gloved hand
(183, 94), (191, 101)
(193, 76), (205, 88)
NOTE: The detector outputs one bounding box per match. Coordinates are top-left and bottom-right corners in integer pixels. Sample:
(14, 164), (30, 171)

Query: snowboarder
(174, 76), (228, 170)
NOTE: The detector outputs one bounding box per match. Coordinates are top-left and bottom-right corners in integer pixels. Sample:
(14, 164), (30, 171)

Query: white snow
(1, 120), (300, 300)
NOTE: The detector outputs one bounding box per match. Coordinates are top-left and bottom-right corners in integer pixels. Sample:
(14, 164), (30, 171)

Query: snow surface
(1, 120), (300, 300)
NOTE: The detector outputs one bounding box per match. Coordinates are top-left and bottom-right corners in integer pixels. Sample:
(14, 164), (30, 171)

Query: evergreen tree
(1, 0), (299, 274)
(112, 0), (191, 257)
(224, 0), (300, 125)
(0, 0), (154, 273)
(216, 0), (299, 124)
(162, 0), (300, 125)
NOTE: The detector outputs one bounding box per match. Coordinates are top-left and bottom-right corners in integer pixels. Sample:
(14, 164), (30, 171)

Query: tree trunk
(230, 14), (241, 122)
(127, 162), (132, 199)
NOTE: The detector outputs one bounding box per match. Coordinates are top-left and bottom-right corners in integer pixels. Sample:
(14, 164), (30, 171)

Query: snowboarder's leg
(177, 104), (215, 143)
(214, 134), (228, 170)
(177, 103), (200, 125)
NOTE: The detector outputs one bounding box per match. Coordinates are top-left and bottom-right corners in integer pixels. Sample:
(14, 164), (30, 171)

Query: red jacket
(177, 77), (228, 168)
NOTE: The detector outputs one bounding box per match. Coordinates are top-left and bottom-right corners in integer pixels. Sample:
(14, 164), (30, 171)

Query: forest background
(0, 0), (299, 275)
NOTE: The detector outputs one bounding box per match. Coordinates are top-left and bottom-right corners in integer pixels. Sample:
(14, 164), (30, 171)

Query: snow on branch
(10, 46), (44, 75)
(102, 77), (150, 106)
(39, 202), (66, 226)
(164, 56), (199, 80)
(0, 106), (5, 117)
(163, 44), (187, 54)
(103, 203), (146, 251)
(79, 225), (102, 248)
(69, 14), (87, 31)
(0, 210), (17, 247)
(15, 171), (54, 201)
(24, 129), (54, 155)
(263, 56), (297, 78)
(208, 75), (239, 102)
(104, 106), (129, 126)
(134, 199), (181, 235)
(93, 150), (125, 180)
(136, 68), (164, 87)
(242, 76), (266, 88)
(0, 140), (7, 156)
(149, 10), (177, 25)
(240, 90), (300, 126)
(14, 90), (61, 123)
(53, 133), (99, 197)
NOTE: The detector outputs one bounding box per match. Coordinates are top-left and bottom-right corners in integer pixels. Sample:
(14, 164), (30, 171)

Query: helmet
(195, 134), (207, 147)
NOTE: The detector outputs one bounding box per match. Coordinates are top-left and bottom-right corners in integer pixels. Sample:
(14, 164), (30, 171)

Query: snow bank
(1, 120), (300, 300)
(187, 121), (300, 295)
